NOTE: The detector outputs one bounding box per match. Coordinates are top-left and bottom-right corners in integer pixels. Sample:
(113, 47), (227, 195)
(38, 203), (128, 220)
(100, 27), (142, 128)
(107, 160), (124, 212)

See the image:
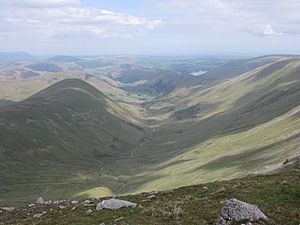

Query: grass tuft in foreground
(1, 170), (299, 225)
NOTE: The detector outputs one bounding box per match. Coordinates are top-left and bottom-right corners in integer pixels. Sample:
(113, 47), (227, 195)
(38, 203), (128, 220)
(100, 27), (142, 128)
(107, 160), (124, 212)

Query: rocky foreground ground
(0, 171), (299, 225)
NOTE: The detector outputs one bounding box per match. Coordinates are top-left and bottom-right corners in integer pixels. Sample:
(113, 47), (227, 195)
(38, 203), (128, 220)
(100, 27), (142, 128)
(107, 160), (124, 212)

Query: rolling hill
(0, 78), (144, 204)
(193, 55), (288, 82)
(27, 63), (63, 72)
(123, 71), (193, 96)
(48, 55), (81, 62)
(116, 56), (300, 193)
(0, 51), (35, 64)
(0, 55), (299, 206)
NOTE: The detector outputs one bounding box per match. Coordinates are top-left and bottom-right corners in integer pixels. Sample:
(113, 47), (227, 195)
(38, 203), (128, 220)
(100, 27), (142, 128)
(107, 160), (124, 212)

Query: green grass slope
(184, 55), (293, 86)
(0, 56), (299, 207)
(120, 57), (300, 193)
(0, 78), (144, 205)
(1, 171), (299, 225)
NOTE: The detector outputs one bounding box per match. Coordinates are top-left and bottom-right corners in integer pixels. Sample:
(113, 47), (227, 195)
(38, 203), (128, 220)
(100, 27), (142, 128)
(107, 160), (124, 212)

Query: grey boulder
(33, 211), (46, 219)
(33, 213), (43, 219)
(36, 197), (45, 204)
(216, 198), (268, 225)
(96, 198), (137, 211)
(1, 207), (15, 212)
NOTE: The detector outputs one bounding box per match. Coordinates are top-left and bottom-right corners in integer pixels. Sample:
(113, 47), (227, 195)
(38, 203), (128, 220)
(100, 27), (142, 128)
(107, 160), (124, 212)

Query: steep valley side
(0, 56), (299, 206)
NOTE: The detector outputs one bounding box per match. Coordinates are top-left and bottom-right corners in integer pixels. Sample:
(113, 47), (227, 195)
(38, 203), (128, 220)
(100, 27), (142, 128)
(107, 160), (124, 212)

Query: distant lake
(190, 70), (207, 76)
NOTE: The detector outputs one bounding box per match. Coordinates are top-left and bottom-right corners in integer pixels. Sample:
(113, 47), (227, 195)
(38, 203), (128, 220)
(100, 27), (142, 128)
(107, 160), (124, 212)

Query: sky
(0, 0), (300, 55)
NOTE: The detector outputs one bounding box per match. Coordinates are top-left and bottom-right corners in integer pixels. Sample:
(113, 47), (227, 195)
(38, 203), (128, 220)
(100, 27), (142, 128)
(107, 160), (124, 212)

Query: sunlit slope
(126, 57), (300, 192)
(125, 106), (300, 193)
(0, 56), (299, 205)
(149, 57), (300, 123)
(0, 79), (144, 203)
(199, 55), (287, 79)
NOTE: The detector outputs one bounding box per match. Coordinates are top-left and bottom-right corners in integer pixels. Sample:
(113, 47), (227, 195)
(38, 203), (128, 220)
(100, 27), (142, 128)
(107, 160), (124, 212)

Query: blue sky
(0, 0), (300, 55)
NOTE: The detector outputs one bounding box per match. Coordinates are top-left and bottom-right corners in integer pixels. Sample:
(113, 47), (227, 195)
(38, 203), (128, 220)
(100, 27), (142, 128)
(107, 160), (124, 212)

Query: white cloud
(158, 0), (300, 37)
(262, 24), (282, 36)
(1, 0), (299, 54)
(0, 5), (164, 39)
(0, 0), (80, 8)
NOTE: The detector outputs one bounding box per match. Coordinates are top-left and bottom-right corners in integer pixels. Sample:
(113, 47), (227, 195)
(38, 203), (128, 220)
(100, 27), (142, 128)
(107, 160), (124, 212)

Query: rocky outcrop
(216, 198), (268, 225)
(96, 198), (137, 211)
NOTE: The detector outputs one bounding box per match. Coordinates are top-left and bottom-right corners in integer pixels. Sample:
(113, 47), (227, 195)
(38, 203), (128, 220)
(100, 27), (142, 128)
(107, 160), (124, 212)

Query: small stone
(72, 207), (76, 211)
(114, 217), (124, 222)
(142, 194), (156, 202)
(59, 205), (66, 209)
(86, 209), (93, 214)
(147, 195), (156, 200)
(96, 198), (137, 211)
(203, 186), (208, 190)
(99, 223), (106, 225)
(28, 204), (35, 208)
(33, 213), (43, 219)
(71, 200), (79, 204)
(36, 197), (45, 204)
(84, 200), (94, 206)
(1, 207), (15, 212)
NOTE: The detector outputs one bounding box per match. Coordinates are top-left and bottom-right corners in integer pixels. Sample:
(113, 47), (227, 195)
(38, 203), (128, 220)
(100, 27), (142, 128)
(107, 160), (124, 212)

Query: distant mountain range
(27, 63), (63, 72)
(0, 51), (35, 63)
(48, 55), (81, 62)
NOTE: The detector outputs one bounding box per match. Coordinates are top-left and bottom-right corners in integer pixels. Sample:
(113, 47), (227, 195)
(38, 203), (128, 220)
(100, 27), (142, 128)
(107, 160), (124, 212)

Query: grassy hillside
(1, 171), (299, 225)
(0, 79), (144, 205)
(0, 55), (299, 206)
(123, 71), (193, 96)
(185, 55), (291, 85)
(117, 56), (300, 193)
(124, 106), (299, 193)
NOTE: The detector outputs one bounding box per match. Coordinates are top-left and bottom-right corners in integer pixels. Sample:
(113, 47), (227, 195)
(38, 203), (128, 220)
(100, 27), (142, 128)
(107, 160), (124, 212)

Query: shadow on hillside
(0, 99), (15, 107)
(123, 132), (300, 194)
(189, 132), (300, 173)
(134, 68), (300, 169)
(245, 59), (293, 83)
